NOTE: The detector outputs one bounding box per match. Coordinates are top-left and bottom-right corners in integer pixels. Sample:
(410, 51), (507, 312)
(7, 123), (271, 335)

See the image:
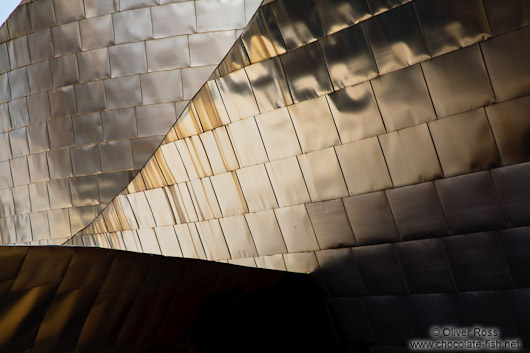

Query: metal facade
(3, 0), (530, 351)
(0, 0), (261, 244)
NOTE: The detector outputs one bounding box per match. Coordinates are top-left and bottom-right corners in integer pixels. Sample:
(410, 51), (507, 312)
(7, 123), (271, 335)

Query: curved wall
(70, 0), (530, 350)
(0, 0), (261, 245)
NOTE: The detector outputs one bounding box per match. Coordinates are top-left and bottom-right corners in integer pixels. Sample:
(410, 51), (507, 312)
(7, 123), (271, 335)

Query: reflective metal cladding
(0, 0), (261, 244)
(3, 0), (530, 351)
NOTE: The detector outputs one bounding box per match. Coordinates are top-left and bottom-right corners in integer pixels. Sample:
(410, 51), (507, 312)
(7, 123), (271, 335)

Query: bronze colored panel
(481, 26), (530, 102)
(421, 44), (494, 118)
(371, 64), (435, 131)
(280, 42), (333, 103)
(269, 0), (325, 50)
(335, 137), (392, 195)
(298, 148), (348, 202)
(343, 191), (400, 245)
(219, 215), (258, 259)
(306, 199), (356, 249)
(429, 108), (499, 177)
(245, 57), (293, 113)
(326, 82), (385, 143)
(274, 205), (320, 253)
(415, 0), (490, 57)
(287, 96), (340, 153)
(216, 68), (260, 121)
(265, 157), (310, 207)
(386, 182), (448, 241)
(364, 3), (430, 74)
(255, 107), (301, 161)
(379, 124), (442, 187)
(245, 210), (287, 256)
(314, 0), (371, 34)
(320, 24), (378, 90)
(486, 95), (530, 166)
(483, 0), (530, 35)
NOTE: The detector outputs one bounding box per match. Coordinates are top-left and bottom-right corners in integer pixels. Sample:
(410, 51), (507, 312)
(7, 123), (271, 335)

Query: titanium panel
(379, 124), (442, 187)
(255, 107), (301, 160)
(77, 48), (111, 83)
(51, 22), (82, 57)
(245, 210), (287, 256)
(48, 86), (77, 119)
(72, 113), (103, 145)
(109, 42), (147, 77)
(53, 0), (85, 24)
(443, 232), (512, 291)
(245, 57), (293, 112)
(320, 24), (378, 90)
(140, 70), (183, 105)
(352, 243), (408, 295)
(486, 95), (530, 165)
(216, 68), (259, 121)
(79, 14), (114, 51)
(265, 157), (310, 207)
(227, 118), (268, 167)
(112, 8), (153, 44)
(196, 219), (231, 260)
(7, 37), (30, 70)
(27, 29), (53, 64)
(386, 182), (448, 241)
(482, 0), (530, 35)
(195, 0), (245, 32)
(269, 0), (324, 50)
(314, 0), (371, 34)
(146, 37), (190, 72)
(136, 103), (176, 137)
(335, 137), (393, 196)
(101, 108), (137, 141)
(306, 199), (356, 249)
(152, 2), (196, 38)
(435, 171), (505, 234)
(99, 140), (134, 173)
(155, 226), (182, 257)
(481, 26), (530, 102)
(492, 163), (530, 227)
(241, 10), (286, 63)
(189, 31), (237, 67)
(429, 108), (499, 177)
(414, 0), (490, 57)
(364, 3), (430, 74)
(27, 61), (54, 95)
(274, 204), (320, 253)
(219, 215), (258, 258)
(84, 0), (118, 18)
(210, 171), (248, 217)
(343, 191), (400, 245)
(27, 92), (51, 124)
(74, 81), (106, 114)
(27, 0), (56, 32)
(298, 147), (348, 202)
(421, 44), (494, 117)
(371, 64), (435, 131)
(236, 164), (278, 212)
(71, 144), (101, 176)
(104, 75), (142, 110)
(394, 238), (455, 293)
(280, 42), (333, 103)
(287, 96), (340, 153)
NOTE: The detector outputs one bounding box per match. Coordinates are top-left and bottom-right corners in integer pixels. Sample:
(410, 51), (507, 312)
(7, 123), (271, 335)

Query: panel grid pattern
(0, 0), (262, 244)
(66, 0), (530, 349)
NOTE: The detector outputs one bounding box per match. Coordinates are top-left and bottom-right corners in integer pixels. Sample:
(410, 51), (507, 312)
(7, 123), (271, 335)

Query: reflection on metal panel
(364, 3), (429, 74)
(0, 0), (254, 243)
(429, 108), (499, 177)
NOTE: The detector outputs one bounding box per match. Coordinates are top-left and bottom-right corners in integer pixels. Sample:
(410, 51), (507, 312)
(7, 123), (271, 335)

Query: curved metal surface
(0, 0), (261, 245)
